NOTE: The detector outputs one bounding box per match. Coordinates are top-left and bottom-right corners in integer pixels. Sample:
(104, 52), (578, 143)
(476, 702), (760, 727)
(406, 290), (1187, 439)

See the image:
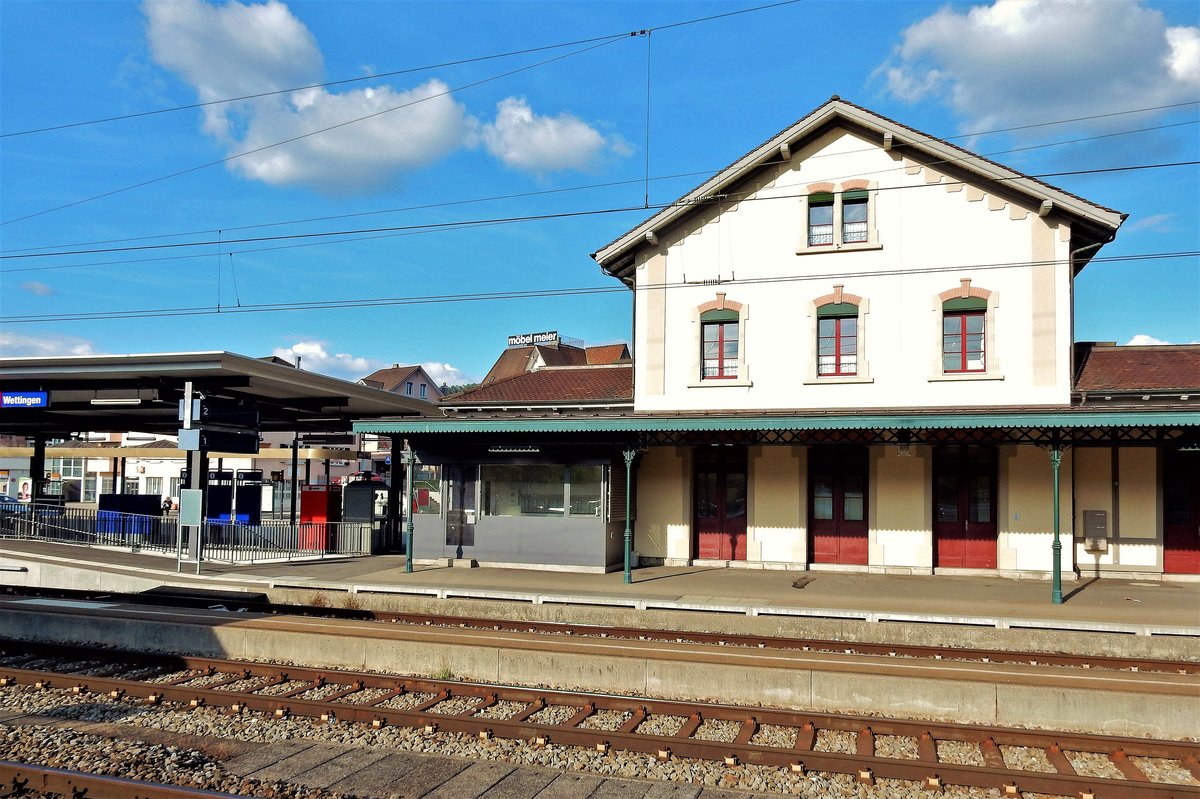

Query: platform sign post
(404, 444), (415, 573)
(622, 449), (637, 585)
(1050, 445), (1063, 605)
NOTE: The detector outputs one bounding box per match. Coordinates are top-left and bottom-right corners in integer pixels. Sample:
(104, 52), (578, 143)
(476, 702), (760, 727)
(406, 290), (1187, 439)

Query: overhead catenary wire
(0, 0), (802, 139)
(4, 100), (1197, 256)
(3, 159), (1196, 264)
(1, 0), (815, 227)
(0, 37), (628, 228)
(2, 249), (1194, 325)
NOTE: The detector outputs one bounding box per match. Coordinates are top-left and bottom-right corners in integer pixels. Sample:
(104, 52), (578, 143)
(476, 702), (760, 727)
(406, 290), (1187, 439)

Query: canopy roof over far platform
(0, 351), (432, 437)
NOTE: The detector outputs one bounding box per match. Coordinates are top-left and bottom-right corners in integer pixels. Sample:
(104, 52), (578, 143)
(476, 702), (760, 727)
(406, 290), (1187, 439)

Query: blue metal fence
(0, 504), (373, 564)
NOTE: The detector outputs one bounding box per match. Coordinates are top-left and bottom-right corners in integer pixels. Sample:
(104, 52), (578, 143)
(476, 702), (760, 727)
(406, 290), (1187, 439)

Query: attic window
(842, 190), (869, 243)
(808, 193), (834, 246)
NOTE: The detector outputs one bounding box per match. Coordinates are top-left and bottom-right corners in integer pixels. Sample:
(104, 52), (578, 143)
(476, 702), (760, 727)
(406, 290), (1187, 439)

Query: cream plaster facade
(610, 101), (1182, 579)
(631, 128), (1076, 413)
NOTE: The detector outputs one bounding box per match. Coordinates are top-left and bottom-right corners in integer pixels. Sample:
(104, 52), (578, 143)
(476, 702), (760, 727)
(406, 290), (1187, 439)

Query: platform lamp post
(622, 448), (638, 585)
(1050, 443), (1063, 605)
(404, 442), (415, 574)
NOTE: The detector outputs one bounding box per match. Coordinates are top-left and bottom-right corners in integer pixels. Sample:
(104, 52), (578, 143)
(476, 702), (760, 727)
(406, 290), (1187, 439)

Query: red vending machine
(299, 484), (341, 551)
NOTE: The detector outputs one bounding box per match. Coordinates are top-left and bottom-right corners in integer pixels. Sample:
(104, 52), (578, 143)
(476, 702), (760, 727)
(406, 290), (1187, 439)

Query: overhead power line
(3, 105), (1196, 256)
(1, 38), (627, 228)
(1, 250), (1193, 326)
(3, 160), (1195, 263)
(1, 0), (802, 139)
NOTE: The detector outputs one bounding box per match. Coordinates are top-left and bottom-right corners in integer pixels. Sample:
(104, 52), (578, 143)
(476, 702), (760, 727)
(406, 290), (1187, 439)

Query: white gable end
(631, 124), (1079, 413)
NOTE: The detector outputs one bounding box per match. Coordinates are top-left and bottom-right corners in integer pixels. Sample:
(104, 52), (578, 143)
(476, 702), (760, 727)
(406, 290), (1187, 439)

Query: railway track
(3, 585), (1193, 675)
(2, 640), (1197, 798)
(0, 760), (242, 799)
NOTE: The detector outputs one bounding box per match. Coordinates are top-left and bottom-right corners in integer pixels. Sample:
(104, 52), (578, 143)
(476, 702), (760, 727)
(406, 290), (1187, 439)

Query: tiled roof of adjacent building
(481, 343), (630, 384)
(446, 365), (633, 406)
(1074, 343), (1200, 393)
(585, 343), (631, 364)
(359, 365), (422, 393)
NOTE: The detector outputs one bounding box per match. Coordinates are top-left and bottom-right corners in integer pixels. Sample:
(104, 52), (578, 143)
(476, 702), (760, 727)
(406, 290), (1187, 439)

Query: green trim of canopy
(356, 410), (1200, 435)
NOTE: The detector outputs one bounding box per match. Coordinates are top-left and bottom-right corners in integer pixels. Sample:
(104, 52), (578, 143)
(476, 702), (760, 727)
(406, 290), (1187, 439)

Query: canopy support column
(404, 442), (416, 574)
(622, 448), (638, 585)
(1050, 443), (1064, 605)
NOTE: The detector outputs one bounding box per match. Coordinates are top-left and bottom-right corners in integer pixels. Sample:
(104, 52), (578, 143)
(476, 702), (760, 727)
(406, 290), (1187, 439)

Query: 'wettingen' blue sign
(1, 391), (49, 408)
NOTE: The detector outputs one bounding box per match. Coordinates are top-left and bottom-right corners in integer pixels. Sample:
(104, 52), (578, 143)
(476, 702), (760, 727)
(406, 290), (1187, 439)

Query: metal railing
(0, 504), (374, 564)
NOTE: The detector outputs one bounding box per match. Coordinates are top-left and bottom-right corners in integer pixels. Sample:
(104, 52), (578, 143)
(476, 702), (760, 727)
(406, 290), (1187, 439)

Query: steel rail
(2, 642), (1197, 798)
(3, 586), (1193, 674)
(0, 760), (245, 799)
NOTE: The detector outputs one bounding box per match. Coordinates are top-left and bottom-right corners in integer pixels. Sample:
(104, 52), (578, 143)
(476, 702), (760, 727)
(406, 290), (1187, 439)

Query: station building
(356, 97), (1193, 580)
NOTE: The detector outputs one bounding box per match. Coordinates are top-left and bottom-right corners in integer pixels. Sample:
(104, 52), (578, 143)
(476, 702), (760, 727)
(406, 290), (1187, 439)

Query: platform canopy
(0, 351), (432, 437)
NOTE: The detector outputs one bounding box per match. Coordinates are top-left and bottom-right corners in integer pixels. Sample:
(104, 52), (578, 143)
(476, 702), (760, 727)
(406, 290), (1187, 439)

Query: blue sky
(2, 0), (1197, 384)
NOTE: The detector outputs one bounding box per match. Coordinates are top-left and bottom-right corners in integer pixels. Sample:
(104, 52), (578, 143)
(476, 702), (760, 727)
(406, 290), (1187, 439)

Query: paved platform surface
(2, 540), (1197, 634)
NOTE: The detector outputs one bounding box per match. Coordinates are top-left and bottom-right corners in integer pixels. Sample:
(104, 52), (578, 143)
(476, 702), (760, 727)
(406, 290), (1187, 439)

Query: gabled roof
(444, 365), (633, 407)
(359, 365), (422, 392)
(586, 343), (631, 364)
(480, 343), (630, 384)
(1075, 343), (1200, 393)
(592, 96), (1126, 283)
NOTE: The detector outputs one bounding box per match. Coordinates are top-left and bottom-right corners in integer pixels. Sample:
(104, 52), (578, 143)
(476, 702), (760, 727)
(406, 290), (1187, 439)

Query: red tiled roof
(359, 365), (421, 393)
(446, 365), (633, 405)
(1075, 344), (1200, 392)
(481, 345), (592, 384)
(537, 345), (588, 368)
(586, 344), (630, 364)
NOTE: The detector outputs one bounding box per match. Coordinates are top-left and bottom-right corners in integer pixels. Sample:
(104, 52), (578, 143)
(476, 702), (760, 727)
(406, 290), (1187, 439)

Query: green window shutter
(809, 192), (834, 204)
(943, 297), (987, 312)
(700, 309), (739, 322)
(843, 189), (869, 201)
(817, 302), (858, 317)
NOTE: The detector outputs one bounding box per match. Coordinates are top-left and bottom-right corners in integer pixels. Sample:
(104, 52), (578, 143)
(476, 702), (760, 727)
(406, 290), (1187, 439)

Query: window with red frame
(701, 311), (739, 379)
(817, 303), (858, 376)
(942, 306), (986, 373)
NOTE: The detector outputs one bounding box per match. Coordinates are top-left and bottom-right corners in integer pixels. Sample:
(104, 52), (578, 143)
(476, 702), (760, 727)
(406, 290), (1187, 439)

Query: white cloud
(143, 0), (627, 192)
(1125, 334), (1200, 346)
(20, 281), (55, 296)
(1126, 213), (1179, 233)
(273, 340), (378, 379)
(878, 0), (1200, 133)
(0, 332), (98, 357)
(421, 362), (474, 387)
(481, 97), (629, 174)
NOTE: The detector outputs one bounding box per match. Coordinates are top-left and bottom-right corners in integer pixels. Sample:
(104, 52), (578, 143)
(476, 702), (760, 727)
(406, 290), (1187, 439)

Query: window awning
(356, 409), (1200, 435)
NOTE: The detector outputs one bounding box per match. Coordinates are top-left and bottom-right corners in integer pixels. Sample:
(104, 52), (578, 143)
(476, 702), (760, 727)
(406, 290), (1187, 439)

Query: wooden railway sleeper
(1046, 743), (1078, 775)
(508, 697), (546, 724)
(675, 712), (703, 739)
(618, 707), (647, 734)
(794, 721), (817, 751)
(412, 688), (452, 713)
(917, 732), (938, 762)
(857, 726), (875, 758)
(1107, 749), (1150, 782)
(563, 702), (595, 727)
(734, 717), (758, 746)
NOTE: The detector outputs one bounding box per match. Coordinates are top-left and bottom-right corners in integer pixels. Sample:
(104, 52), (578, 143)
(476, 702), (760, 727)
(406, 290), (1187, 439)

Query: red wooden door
(808, 446), (868, 564)
(1164, 451), (1200, 574)
(693, 448), (747, 560)
(933, 446), (997, 568)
